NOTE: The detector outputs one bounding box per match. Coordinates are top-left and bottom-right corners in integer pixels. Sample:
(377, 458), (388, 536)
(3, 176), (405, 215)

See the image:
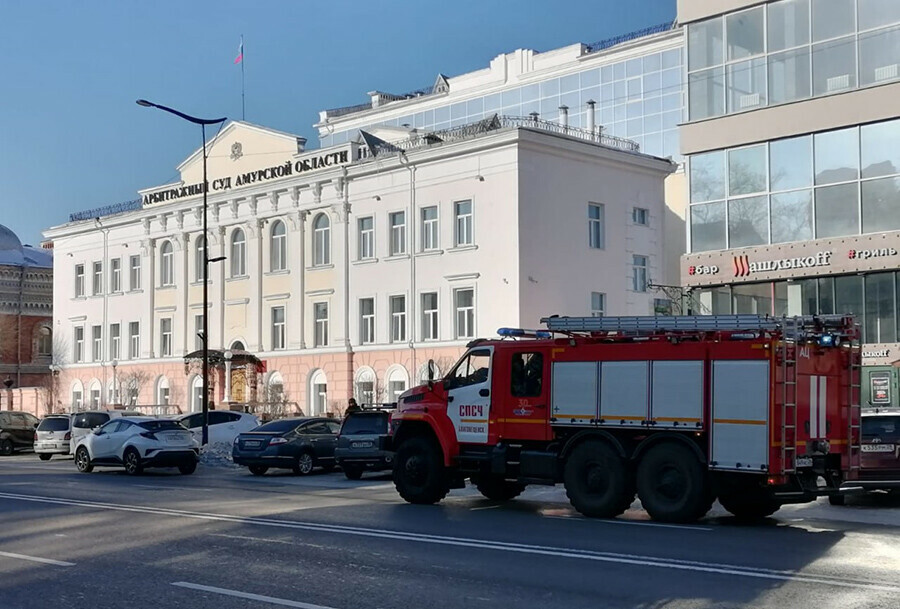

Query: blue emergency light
(818, 333), (840, 347)
(497, 327), (552, 339)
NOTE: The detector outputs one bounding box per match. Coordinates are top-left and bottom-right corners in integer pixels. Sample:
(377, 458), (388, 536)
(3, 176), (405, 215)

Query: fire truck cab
(390, 315), (861, 523)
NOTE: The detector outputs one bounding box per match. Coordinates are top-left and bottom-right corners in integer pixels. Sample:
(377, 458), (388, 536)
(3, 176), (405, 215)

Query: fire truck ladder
(779, 317), (799, 474)
(848, 343), (863, 475)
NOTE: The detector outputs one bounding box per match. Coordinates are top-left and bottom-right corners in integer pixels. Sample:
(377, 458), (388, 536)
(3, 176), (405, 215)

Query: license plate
(862, 444), (895, 453)
(244, 440), (261, 448)
(351, 441), (373, 449)
(796, 457), (814, 468)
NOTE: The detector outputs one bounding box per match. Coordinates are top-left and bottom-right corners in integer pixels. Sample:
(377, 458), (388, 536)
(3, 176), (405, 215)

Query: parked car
(832, 409), (900, 505)
(335, 407), (394, 480)
(0, 410), (40, 456)
(232, 417), (340, 476)
(34, 414), (72, 460)
(177, 410), (260, 446)
(70, 410), (141, 453)
(74, 417), (199, 475)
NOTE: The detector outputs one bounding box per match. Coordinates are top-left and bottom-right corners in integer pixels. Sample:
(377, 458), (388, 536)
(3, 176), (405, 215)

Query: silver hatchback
(34, 415), (71, 460)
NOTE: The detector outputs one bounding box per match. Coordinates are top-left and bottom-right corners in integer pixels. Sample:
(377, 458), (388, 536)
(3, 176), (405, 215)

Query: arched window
(230, 340), (245, 351)
(88, 379), (102, 408)
(71, 379), (84, 410)
(36, 326), (52, 357)
(313, 213), (330, 266)
(160, 241), (174, 286)
(309, 369), (327, 416)
(267, 371), (284, 404)
(156, 376), (170, 406)
(190, 375), (204, 413)
(354, 367), (376, 405)
(386, 365), (409, 403)
(270, 220), (287, 272)
(231, 229), (246, 277)
(195, 235), (206, 282)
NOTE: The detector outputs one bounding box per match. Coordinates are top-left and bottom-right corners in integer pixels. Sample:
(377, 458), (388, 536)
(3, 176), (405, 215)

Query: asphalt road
(1, 455), (899, 609)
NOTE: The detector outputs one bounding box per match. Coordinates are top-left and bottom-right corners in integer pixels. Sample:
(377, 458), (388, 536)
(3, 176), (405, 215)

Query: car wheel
(293, 452), (314, 475)
(123, 447), (143, 476)
(75, 446), (93, 473)
(828, 494), (846, 506)
(343, 464), (364, 480)
(38, 453), (52, 461)
(248, 465), (268, 476)
(0, 439), (13, 456)
(178, 461), (197, 475)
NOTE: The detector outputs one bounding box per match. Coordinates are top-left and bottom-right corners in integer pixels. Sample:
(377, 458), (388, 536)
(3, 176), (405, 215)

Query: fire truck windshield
(447, 348), (491, 389)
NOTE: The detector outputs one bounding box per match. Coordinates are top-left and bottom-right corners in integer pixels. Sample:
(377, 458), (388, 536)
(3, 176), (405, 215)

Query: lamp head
(136, 99), (153, 107)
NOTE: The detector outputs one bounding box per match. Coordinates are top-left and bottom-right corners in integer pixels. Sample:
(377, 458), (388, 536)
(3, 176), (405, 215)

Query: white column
(223, 353), (233, 404)
(217, 226), (226, 348)
(143, 237), (156, 358)
(254, 217), (264, 352)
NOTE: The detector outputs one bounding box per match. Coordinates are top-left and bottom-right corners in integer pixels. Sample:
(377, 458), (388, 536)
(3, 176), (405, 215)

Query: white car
(69, 410), (141, 454)
(177, 411), (260, 446)
(74, 417), (199, 475)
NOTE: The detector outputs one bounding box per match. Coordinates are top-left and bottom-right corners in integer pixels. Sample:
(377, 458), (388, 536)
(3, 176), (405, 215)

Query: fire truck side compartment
(600, 361), (649, 426)
(649, 360), (704, 429)
(550, 362), (599, 424)
(710, 360), (770, 471)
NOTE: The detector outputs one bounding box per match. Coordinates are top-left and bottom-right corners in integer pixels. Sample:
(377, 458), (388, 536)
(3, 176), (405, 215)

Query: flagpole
(241, 35), (245, 121)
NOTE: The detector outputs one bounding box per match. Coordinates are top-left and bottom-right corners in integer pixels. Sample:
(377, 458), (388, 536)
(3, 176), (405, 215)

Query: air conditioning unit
(739, 93), (760, 109)
(874, 64), (898, 82)
(826, 74), (850, 92)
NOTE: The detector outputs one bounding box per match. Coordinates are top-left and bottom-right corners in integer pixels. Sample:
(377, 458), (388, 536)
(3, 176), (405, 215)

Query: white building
(46, 31), (678, 415)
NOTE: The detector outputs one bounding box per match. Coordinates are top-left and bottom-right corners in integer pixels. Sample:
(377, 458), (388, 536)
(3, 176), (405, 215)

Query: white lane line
(545, 515), (712, 531)
(2, 491), (897, 592)
(0, 550), (74, 567)
(470, 504), (500, 511)
(172, 582), (336, 608)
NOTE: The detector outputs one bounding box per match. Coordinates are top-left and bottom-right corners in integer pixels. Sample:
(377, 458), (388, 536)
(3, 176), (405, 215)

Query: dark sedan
(232, 417), (341, 475)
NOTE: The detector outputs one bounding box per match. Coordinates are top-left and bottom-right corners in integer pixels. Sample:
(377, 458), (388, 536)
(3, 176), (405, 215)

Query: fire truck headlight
(818, 334), (840, 347)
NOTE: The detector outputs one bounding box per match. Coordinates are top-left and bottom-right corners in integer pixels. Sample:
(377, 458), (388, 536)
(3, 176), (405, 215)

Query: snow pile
(199, 441), (241, 469)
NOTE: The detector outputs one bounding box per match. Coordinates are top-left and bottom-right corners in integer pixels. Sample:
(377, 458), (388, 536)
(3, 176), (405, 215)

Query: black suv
(0, 410), (40, 455)
(335, 406), (395, 480)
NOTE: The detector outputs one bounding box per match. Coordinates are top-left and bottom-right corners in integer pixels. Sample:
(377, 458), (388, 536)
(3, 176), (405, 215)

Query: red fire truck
(390, 315), (862, 522)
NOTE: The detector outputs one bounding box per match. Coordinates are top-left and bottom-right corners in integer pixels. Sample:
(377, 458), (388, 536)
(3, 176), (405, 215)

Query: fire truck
(390, 315), (862, 522)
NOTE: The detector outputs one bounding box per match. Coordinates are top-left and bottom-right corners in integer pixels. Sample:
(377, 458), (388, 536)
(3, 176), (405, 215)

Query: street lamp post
(137, 99), (226, 446)
(48, 364), (60, 414)
(111, 360), (118, 406)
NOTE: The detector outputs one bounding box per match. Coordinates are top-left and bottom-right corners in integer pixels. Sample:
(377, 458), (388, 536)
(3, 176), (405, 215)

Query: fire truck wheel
(474, 476), (526, 501)
(564, 440), (633, 518)
(393, 436), (449, 505)
(637, 443), (711, 523)
(719, 489), (781, 520)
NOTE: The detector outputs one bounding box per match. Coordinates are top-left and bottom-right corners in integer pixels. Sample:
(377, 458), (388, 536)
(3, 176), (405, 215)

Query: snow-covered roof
(0, 224), (52, 268)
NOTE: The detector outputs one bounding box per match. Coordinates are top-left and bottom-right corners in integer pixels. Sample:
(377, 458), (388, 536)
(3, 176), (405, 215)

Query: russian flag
(234, 37), (243, 64)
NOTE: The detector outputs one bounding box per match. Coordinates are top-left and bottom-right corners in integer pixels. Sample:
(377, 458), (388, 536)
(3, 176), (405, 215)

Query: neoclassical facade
(46, 116), (674, 415)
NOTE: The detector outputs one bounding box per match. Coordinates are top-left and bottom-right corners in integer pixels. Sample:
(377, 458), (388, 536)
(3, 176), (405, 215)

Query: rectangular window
(314, 302), (328, 347)
(92, 325), (102, 361)
(454, 288), (475, 339)
(160, 318), (172, 357)
(75, 264), (85, 297)
(511, 352), (543, 398)
(591, 292), (606, 317)
(455, 200), (473, 246)
(110, 258), (121, 293)
(389, 211), (406, 256)
(109, 323), (120, 361)
(633, 255), (649, 292)
(74, 326), (84, 363)
(421, 292), (438, 341)
(865, 273), (896, 343)
(129, 321), (140, 359)
(194, 314), (204, 351)
(129, 255), (141, 290)
(588, 203), (605, 249)
(421, 206), (439, 251)
(632, 208), (649, 226)
(358, 216), (374, 259)
(359, 298), (375, 344)
(272, 306), (285, 350)
(390, 295), (407, 343)
(92, 261), (103, 296)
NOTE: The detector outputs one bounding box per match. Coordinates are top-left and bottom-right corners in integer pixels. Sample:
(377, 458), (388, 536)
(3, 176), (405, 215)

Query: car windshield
(138, 420), (186, 432)
(341, 413), (389, 435)
(255, 419), (303, 433)
(862, 416), (900, 442)
(37, 417), (69, 431)
(72, 413), (109, 429)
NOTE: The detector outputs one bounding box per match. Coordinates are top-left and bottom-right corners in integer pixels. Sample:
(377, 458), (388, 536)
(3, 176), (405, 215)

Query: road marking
(1, 491), (898, 593)
(470, 504), (500, 511)
(172, 582), (336, 608)
(0, 550), (74, 567)
(545, 515), (713, 531)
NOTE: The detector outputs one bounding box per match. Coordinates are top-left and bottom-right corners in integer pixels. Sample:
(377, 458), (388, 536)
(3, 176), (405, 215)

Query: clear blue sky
(0, 0), (675, 246)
